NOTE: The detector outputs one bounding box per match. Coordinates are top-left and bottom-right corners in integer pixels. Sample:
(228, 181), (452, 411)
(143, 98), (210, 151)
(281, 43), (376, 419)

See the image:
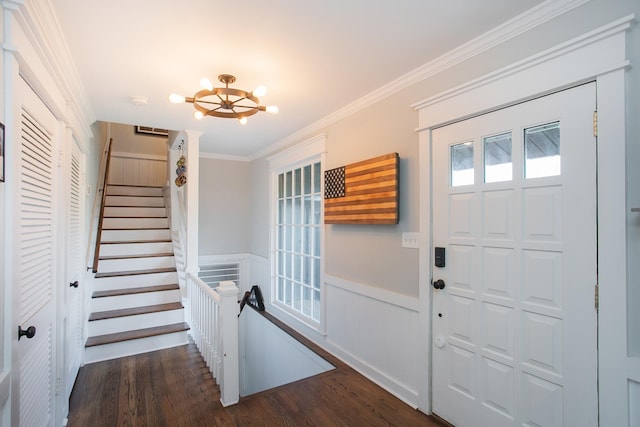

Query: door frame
(415, 15), (633, 425)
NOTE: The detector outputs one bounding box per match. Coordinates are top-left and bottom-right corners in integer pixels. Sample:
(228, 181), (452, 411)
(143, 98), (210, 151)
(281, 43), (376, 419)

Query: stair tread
(104, 206), (166, 208)
(85, 322), (190, 347)
(107, 184), (164, 188)
(99, 252), (174, 261)
(102, 226), (169, 230)
(89, 302), (184, 321)
(101, 239), (172, 245)
(94, 267), (176, 278)
(92, 283), (179, 298)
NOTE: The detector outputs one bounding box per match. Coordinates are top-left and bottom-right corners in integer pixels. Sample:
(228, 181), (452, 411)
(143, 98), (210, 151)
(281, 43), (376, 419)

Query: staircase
(85, 184), (189, 363)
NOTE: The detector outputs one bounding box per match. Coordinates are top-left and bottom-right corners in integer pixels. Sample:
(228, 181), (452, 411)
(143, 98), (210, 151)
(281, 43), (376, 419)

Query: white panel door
(11, 77), (59, 426)
(432, 83), (597, 427)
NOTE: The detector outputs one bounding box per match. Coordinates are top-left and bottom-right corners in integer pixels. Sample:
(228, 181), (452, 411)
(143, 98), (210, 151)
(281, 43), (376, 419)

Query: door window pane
(525, 122), (560, 178)
(451, 142), (474, 187)
(484, 133), (512, 183)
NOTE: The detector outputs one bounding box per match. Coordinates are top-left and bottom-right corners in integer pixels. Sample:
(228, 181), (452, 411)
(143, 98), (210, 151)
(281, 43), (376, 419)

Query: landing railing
(185, 273), (240, 406)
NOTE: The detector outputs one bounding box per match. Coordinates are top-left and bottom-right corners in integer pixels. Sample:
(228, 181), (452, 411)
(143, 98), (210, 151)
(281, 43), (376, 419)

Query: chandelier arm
(227, 102), (259, 110)
(230, 96), (248, 106)
(193, 99), (224, 106)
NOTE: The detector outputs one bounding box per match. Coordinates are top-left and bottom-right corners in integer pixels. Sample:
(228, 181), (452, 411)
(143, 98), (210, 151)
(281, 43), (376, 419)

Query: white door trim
(415, 15), (634, 425)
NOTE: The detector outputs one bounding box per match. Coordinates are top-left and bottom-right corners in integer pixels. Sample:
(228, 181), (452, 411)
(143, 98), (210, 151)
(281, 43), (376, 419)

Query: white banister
(168, 130), (239, 405)
(185, 274), (240, 407)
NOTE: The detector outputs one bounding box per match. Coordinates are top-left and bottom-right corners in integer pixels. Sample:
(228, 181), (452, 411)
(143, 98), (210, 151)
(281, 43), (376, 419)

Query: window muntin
(275, 160), (322, 322)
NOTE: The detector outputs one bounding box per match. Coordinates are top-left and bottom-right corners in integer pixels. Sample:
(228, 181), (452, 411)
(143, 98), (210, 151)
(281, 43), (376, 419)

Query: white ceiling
(50, 0), (544, 158)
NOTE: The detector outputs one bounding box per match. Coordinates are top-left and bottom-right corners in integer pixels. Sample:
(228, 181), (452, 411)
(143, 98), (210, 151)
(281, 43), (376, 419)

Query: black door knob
(18, 325), (36, 340)
(70, 281), (79, 288)
(433, 279), (446, 290)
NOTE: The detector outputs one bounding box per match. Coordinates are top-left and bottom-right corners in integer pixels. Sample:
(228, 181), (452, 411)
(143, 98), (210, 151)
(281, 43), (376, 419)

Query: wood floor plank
(69, 340), (449, 426)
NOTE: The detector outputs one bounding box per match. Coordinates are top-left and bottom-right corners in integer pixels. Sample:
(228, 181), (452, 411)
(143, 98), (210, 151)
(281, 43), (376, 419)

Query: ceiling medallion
(169, 74), (278, 125)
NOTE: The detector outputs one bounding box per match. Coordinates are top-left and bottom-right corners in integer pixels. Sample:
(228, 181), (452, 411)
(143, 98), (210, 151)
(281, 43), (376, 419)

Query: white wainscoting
(323, 275), (420, 406)
(246, 253), (420, 407)
(108, 152), (168, 187)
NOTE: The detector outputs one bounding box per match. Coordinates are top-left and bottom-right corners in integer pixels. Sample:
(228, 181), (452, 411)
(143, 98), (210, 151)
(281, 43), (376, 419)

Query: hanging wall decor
(324, 152), (399, 224)
(175, 155), (187, 187)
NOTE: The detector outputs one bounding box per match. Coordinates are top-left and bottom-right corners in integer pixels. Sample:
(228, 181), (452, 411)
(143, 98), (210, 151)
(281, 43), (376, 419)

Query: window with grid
(275, 161), (322, 323)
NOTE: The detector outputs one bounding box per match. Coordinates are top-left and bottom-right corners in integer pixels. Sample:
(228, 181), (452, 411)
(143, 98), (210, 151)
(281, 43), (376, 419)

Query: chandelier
(168, 74), (278, 124)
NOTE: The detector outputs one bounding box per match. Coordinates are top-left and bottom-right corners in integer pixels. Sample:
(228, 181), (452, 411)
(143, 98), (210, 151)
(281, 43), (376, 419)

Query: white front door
(11, 77), (59, 426)
(431, 83), (598, 426)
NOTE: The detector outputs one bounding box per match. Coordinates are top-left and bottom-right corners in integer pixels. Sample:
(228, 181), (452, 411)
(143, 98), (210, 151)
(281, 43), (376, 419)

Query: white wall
(107, 123), (168, 187)
(199, 157), (251, 256)
(239, 307), (333, 396)
(110, 122), (167, 157)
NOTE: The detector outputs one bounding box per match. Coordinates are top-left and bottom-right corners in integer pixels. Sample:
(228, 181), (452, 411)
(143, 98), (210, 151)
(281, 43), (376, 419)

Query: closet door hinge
(595, 284), (599, 311)
(593, 110), (598, 137)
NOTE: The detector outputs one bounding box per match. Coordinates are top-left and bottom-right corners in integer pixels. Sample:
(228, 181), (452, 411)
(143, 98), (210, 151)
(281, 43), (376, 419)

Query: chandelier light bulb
(200, 78), (213, 91)
(266, 105), (279, 114)
(194, 110), (204, 120)
(168, 93), (186, 104)
(239, 117), (248, 125)
(252, 85), (267, 97)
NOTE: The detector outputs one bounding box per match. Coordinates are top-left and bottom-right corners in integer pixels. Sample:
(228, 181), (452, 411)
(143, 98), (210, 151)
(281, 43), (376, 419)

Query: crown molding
(252, 0), (590, 161)
(199, 152), (251, 162)
(7, 0), (95, 140)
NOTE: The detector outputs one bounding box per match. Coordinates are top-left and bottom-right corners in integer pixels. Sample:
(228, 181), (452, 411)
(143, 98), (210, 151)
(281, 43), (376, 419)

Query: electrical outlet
(402, 232), (419, 249)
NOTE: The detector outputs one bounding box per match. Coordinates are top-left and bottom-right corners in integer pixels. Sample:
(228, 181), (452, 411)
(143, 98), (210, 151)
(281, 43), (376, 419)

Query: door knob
(433, 279), (446, 290)
(18, 325), (36, 340)
(69, 280), (79, 288)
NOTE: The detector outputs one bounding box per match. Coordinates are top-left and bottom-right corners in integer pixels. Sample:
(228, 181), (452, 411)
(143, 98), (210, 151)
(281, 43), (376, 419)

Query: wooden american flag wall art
(324, 152), (399, 224)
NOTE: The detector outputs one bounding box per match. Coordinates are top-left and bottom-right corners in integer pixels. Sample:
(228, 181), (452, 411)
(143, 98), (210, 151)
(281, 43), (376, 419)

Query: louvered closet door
(12, 77), (59, 427)
(63, 139), (84, 403)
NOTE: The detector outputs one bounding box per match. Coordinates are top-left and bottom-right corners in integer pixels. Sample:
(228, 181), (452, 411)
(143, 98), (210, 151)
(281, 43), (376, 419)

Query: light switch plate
(402, 232), (419, 249)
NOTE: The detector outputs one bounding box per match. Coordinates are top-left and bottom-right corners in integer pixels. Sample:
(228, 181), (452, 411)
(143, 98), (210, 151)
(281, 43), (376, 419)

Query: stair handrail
(91, 138), (114, 273)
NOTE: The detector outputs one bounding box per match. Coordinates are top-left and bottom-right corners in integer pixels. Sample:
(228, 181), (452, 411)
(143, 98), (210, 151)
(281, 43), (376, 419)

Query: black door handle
(70, 281), (79, 288)
(432, 279), (446, 290)
(18, 325), (36, 340)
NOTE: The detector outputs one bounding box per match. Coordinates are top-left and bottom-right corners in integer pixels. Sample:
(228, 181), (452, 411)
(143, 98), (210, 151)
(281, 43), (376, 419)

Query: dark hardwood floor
(68, 313), (447, 427)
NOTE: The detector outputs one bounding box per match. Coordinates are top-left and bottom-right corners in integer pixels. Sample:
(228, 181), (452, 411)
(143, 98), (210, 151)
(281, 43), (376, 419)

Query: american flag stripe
(324, 153), (398, 224)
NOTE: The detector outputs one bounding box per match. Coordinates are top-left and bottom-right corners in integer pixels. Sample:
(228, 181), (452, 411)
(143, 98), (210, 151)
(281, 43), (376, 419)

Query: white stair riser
(84, 331), (189, 364)
(106, 195), (165, 207)
(106, 186), (163, 197)
(93, 271), (178, 291)
(91, 289), (181, 312)
(104, 206), (167, 217)
(101, 229), (171, 242)
(102, 217), (169, 229)
(88, 309), (185, 336)
(98, 256), (176, 273)
(99, 241), (173, 257)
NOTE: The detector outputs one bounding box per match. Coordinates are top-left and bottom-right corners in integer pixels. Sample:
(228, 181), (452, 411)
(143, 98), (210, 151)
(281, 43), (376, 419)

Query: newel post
(218, 280), (240, 406)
